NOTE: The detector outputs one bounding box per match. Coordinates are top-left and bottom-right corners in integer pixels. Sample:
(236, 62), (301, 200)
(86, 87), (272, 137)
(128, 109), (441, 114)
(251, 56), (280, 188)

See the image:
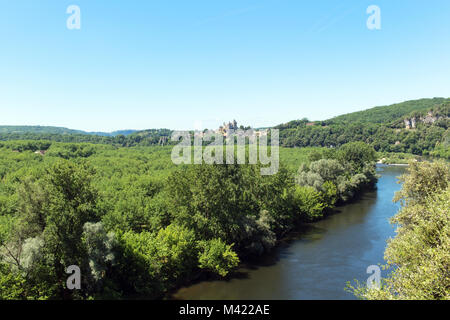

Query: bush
(295, 144), (377, 204)
(309, 159), (344, 182)
(394, 160), (450, 205)
(198, 238), (240, 277)
(116, 224), (198, 297)
(293, 185), (325, 221)
(236, 210), (277, 256)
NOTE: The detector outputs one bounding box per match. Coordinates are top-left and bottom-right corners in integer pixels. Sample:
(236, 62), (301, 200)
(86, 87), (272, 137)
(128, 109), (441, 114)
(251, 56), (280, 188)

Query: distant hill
(325, 97), (449, 125)
(110, 130), (138, 136)
(0, 125), (86, 135)
(0, 126), (137, 137)
(0, 125), (172, 147)
(86, 130), (138, 137)
(276, 98), (450, 157)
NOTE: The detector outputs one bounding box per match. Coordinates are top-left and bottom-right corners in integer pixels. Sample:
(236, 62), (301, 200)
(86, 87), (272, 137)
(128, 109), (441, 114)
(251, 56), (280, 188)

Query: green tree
(336, 142), (377, 173)
(1, 160), (101, 299)
(293, 185), (326, 221)
(198, 238), (240, 277)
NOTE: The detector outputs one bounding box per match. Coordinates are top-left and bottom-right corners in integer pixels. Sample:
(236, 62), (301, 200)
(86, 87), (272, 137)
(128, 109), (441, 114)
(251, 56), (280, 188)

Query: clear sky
(1, 0), (449, 132)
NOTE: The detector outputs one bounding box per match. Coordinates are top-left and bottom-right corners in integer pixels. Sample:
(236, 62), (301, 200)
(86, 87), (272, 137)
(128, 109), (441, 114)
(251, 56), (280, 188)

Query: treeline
(0, 125), (87, 135)
(0, 126), (137, 137)
(348, 160), (450, 299)
(0, 141), (378, 299)
(277, 102), (449, 158)
(1, 99), (449, 158)
(0, 129), (173, 147)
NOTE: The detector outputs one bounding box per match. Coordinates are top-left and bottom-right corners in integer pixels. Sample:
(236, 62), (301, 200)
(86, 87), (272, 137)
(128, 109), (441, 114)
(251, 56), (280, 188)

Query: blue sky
(1, 0), (449, 132)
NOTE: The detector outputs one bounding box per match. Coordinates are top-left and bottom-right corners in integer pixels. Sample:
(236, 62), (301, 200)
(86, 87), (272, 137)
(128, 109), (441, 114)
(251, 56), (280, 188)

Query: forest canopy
(0, 141), (378, 299)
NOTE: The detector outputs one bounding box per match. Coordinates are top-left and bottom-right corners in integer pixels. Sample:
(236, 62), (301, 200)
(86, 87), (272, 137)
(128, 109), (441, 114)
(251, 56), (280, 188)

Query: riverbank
(171, 165), (406, 300)
(377, 152), (417, 165)
(377, 152), (447, 165)
(377, 162), (409, 166)
(168, 183), (380, 299)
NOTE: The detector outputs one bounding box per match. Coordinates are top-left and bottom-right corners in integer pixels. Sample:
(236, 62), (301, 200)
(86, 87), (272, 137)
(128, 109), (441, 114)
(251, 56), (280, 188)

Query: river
(172, 165), (406, 300)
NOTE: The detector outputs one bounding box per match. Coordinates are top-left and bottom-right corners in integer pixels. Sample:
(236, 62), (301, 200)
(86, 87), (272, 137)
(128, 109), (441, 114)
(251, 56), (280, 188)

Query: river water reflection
(173, 165), (406, 300)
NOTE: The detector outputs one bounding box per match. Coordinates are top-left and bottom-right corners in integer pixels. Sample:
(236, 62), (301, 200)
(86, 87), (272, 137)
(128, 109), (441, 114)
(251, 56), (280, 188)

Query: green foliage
(328, 98), (448, 124)
(46, 143), (96, 159)
(0, 160), (104, 299)
(42, 161), (100, 279)
(0, 139), (378, 299)
(321, 181), (338, 208)
(293, 186), (326, 221)
(1, 98), (448, 300)
(198, 239), (240, 277)
(295, 170), (324, 191)
(82, 222), (116, 283)
(115, 230), (161, 296)
(278, 99), (449, 158)
(336, 142), (377, 173)
(430, 144), (450, 159)
(237, 210), (277, 256)
(0, 126), (171, 147)
(0, 140), (52, 152)
(154, 224), (198, 282)
(0, 125), (93, 135)
(295, 143), (378, 205)
(0, 263), (27, 299)
(308, 159), (344, 182)
(394, 160), (450, 206)
(377, 152), (417, 164)
(167, 163), (295, 246)
(116, 224), (198, 297)
(349, 161), (450, 300)
(430, 130), (450, 159)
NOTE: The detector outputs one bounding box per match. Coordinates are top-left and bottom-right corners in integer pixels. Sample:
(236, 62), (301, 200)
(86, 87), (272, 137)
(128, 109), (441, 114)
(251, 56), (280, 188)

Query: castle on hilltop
(194, 120), (268, 138)
(218, 120), (238, 136)
(216, 120), (268, 138)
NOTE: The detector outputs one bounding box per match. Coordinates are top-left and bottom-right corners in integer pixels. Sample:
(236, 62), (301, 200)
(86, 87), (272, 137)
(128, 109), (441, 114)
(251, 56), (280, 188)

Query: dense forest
(276, 98), (450, 158)
(0, 141), (378, 299)
(324, 98), (447, 124)
(0, 129), (171, 147)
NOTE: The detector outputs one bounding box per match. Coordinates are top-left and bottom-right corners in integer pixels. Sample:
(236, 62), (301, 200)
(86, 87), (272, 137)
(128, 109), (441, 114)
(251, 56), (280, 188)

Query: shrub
(198, 239), (240, 277)
(293, 185), (325, 221)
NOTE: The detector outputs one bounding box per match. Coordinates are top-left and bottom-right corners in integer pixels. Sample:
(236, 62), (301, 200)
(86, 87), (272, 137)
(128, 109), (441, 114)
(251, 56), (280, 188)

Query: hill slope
(0, 125), (86, 135)
(326, 97), (449, 124)
(277, 98), (450, 157)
